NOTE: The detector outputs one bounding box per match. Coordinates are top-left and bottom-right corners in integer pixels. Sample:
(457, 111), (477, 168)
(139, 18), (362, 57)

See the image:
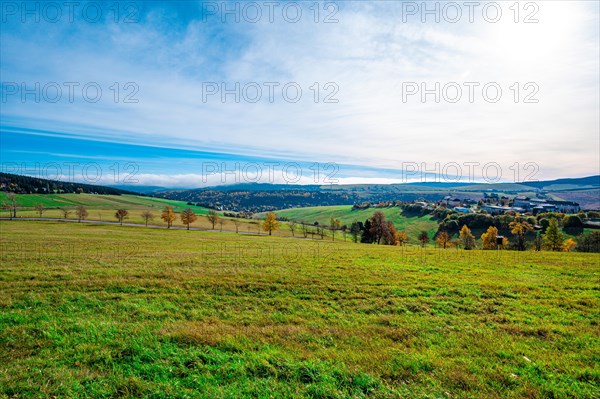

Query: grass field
(272, 206), (439, 241)
(0, 192), (209, 213)
(0, 192), (437, 241)
(1, 221), (598, 398)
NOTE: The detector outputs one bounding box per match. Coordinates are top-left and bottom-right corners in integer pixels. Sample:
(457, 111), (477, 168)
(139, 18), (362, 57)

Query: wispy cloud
(1, 0), (598, 183)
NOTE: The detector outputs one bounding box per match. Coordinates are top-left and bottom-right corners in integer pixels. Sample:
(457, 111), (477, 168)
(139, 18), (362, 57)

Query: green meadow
(1, 221), (598, 398)
(0, 192), (209, 213)
(272, 205), (439, 241)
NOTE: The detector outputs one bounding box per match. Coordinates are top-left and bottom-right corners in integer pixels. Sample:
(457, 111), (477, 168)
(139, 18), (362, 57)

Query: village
(357, 193), (582, 216)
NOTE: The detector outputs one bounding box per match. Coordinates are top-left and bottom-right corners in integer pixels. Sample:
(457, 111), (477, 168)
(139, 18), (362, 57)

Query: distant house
(533, 205), (556, 215)
(513, 196), (531, 209)
(443, 197), (462, 208)
(530, 199), (580, 214)
(454, 207), (471, 214)
(480, 205), (525, 216)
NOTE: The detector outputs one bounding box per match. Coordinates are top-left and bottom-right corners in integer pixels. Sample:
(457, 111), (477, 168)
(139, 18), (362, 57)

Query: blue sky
(1, 1), (599, 187)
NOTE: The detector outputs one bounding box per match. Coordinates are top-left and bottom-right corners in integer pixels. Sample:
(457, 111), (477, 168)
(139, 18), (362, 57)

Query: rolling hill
(270, 205), (440, 241)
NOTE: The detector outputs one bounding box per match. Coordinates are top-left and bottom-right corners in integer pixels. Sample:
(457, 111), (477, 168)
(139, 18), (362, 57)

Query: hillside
(156, 175), (600, 212)
(0, 172), (135, 195)
(271, 205), (439, 240)
(0, 192), (207, 213)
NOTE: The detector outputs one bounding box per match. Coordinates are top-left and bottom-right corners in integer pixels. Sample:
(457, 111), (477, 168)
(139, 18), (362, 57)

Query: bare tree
(76, 206), (88, 223)
(218, 218), (225, 232)
(34, 204), (45, 218)
(59, 207), (71, 219)
(4, 192), (17, 219)
(301, 222), (308, 238)
(233, 218), (241, 233)
(288, 220), (297, 237)
(317, 225), (325, 239)
(141, 210), (154, 227)
(330, 218), (341, 241)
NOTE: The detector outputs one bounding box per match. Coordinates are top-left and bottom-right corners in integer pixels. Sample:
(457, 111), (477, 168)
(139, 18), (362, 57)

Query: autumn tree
(396, 230), (408, 246)
(141, 210), (154, 227)
(34, 204), (45, 217)
(481, 226), (499, 250)
(59, 207), (71, 219)
(418, 231), (430, 247)
(509, 219), (533, 251)
(301, 222), (309, 238)
(383, 222), (398, 245)
(369, 211), (389, 244)
(543, 218), (564, 251)
(233, 218), (241, 233)
(436, 231), (451, 249)
(563, 238), (576, 252)
(180, 208), (197, 230)
(459, 225), (475, 250)
(207, 210), (219, 229)
(218, 218), (225, 232)
(263, 212), (279, 236)
(115, 209), (129, 225)
(161, 206), (175, 228)
(75, 206), (88, 223)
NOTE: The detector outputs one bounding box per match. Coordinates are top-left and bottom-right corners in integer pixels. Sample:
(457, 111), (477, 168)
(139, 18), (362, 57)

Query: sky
(1, 0), (599, 188)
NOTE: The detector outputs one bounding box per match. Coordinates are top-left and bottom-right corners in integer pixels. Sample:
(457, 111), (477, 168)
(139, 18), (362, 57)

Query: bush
(563, 215), (584, 228)
(575, 231), (600, 253)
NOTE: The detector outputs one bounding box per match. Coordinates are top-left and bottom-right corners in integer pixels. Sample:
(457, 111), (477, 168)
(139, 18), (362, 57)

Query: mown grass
(0, 221), (599, 398)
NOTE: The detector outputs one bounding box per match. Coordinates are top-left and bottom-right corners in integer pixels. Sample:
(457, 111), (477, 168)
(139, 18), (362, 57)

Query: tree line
(3, 199), (599, 252)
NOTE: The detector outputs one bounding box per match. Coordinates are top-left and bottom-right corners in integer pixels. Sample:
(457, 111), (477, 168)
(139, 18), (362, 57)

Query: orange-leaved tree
(161, 206), (175, 228)
(180, 208), (197, 230)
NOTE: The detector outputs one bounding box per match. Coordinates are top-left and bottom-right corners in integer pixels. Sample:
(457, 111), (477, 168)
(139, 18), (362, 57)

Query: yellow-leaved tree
(263, 212), (280, 236)
(509, 219), (533, 251)
(396, 230), (408, 246)
(436, 231), (452, 249)
(563, 238), (576, 252)
(481, 226), (499, 249)
(459, 225), (476, 250)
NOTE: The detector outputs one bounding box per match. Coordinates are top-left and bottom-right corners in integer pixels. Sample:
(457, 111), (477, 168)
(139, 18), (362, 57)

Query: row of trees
(5, 200), (599, 251)
(343, 211), (598, 252)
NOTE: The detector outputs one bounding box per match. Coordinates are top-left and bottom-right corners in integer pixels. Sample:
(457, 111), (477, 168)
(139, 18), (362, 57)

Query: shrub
(563, 215), (584, 228)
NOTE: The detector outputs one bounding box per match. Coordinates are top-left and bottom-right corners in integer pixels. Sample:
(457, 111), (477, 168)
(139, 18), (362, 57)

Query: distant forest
(0, 173), (134, 196)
